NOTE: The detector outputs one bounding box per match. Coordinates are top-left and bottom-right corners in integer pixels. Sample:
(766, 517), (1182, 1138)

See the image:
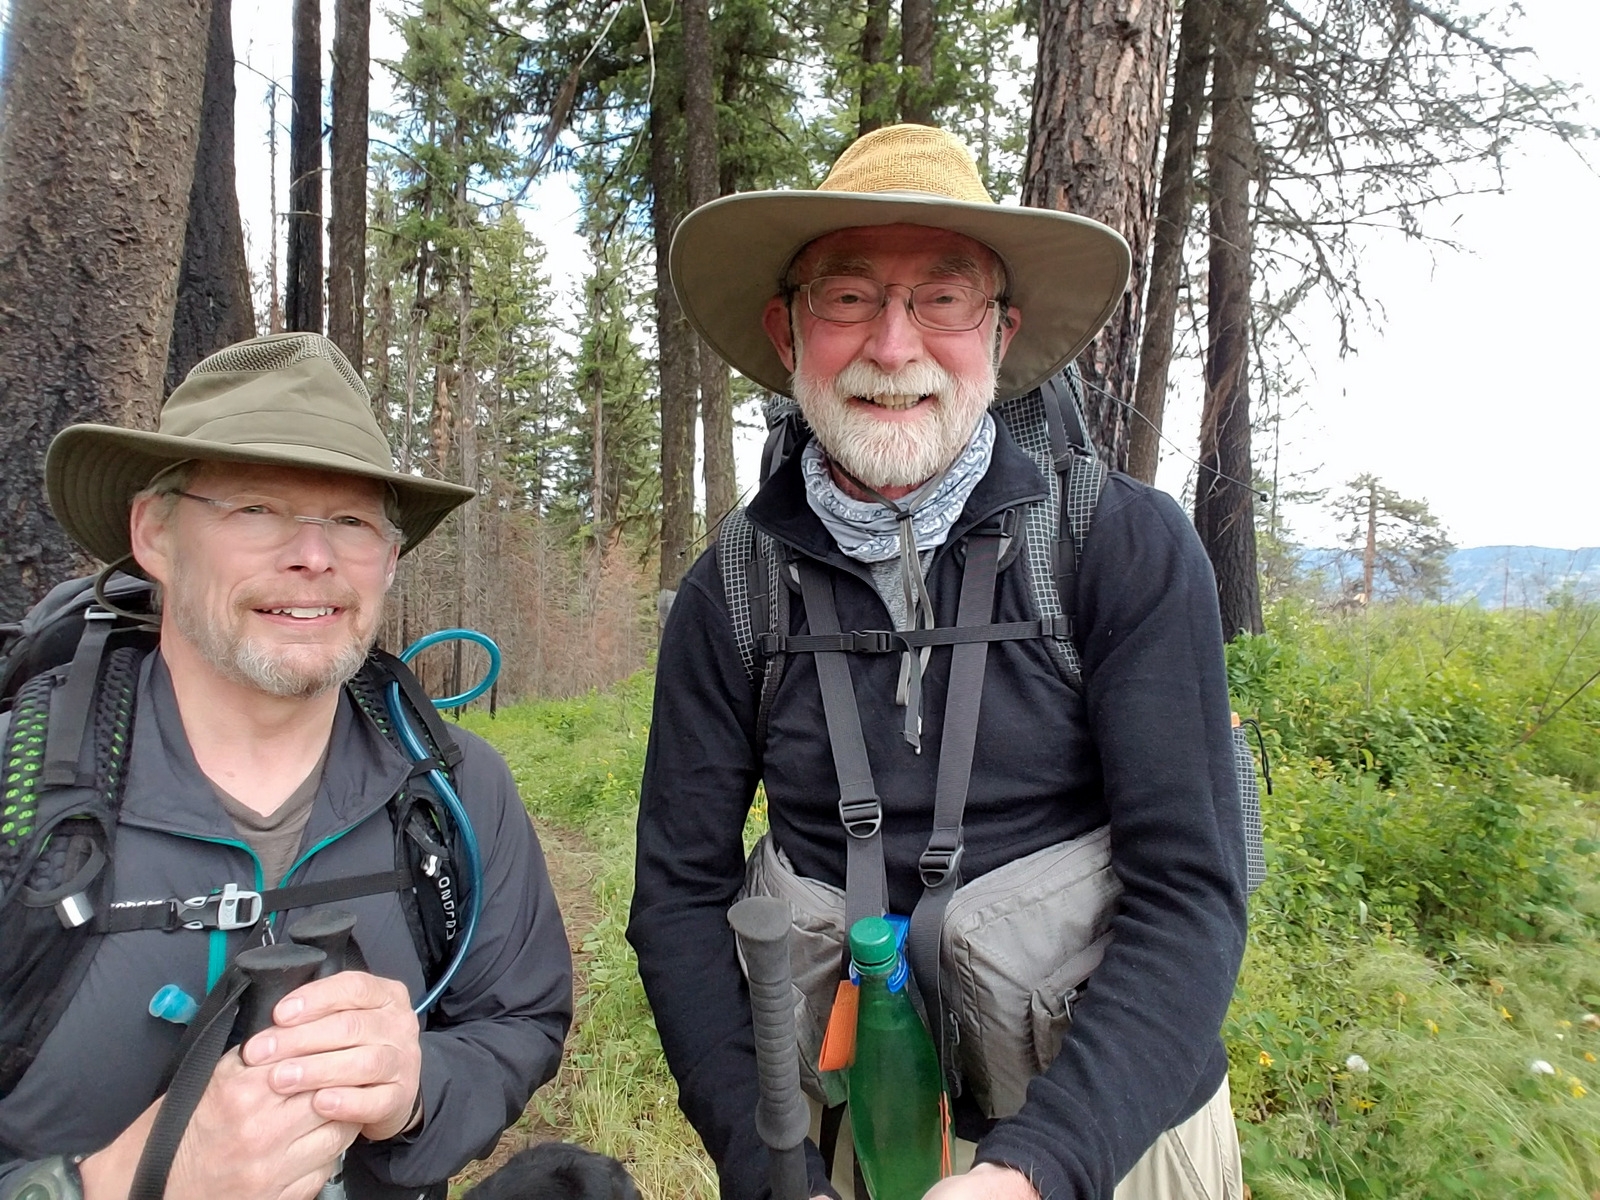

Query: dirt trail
(449, 815), (606, 1193)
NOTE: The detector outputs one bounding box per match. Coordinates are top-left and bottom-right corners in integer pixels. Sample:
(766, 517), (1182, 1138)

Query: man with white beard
(0, 333), (571, 1200)
(629, 127), (1247, 1200)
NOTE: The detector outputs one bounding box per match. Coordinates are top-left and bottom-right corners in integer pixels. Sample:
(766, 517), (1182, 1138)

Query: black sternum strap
(907, 530), (1003, 1097)
(797, 564), (888, 928)
(101, 868), (413, 933)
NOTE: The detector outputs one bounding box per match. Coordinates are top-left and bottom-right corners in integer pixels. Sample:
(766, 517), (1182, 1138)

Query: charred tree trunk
(0, 0), (209, 618)
(684, 0), (736, 528)
(899, 0), (935, 125)
(1023, 0), (1173, 469)
(329, 0), (370, 367)
(1195, 0), (1263, 639)
(166, 0), (254, 395)
(287, 0), (324, 334)
(859, 0), (892, 136)
(651, 56), (696, 595)
(1128, 0), (1212, 484)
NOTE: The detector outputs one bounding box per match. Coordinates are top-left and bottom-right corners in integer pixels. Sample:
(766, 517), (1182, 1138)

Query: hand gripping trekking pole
(728, 897), (810, 1200)
(288, 910), (366, 1200)
(129, 943), (326, 1200)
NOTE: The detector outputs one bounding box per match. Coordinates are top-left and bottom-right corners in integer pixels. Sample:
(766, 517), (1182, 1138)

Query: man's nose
(860, 284), (924, 371)
(277, 517), (339, 571)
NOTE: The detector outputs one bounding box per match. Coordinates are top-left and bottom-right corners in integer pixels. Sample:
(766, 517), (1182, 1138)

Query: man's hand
(921, 1163), (1042, 1200)
(80, 1049), (357, 1200)
(242, 970), (424, 1142)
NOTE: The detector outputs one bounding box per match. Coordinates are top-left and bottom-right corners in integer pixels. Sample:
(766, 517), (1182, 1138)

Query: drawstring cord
(833, 461), (955, 753)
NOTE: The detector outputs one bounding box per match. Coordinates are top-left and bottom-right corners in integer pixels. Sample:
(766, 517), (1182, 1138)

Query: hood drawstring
(834, 462), (953, 753)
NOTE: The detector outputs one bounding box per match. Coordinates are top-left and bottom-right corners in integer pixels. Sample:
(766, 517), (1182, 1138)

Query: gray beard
(167, 581), (372, 700)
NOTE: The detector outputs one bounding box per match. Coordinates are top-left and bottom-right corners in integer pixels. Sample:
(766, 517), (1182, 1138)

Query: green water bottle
(846, 915), (945, 1200)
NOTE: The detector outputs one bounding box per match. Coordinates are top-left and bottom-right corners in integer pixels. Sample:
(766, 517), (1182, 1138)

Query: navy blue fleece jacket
(628, 422), (1246, 1199)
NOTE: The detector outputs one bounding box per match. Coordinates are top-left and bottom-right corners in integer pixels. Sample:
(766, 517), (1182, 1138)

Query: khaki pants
(807, 1076), (1242, 1200)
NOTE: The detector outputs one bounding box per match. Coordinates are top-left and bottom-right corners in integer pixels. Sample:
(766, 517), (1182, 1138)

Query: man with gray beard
(0, 333), (572, 1200)
(630, 127), (1246, 1200)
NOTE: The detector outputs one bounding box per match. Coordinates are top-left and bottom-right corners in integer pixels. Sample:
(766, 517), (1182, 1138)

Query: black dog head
(461, 1142), (641, 1200)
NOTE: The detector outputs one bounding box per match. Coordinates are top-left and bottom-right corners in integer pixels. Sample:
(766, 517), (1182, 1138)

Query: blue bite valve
(148, 985), (200, 1026)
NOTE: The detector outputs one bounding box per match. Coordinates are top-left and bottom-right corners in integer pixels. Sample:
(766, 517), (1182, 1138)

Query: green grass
(458, 676), (718, 1199)
(461, 601), (1600, 1199)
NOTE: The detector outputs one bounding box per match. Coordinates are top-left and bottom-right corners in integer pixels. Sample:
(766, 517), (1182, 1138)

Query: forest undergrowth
(459, 600), (1600, 1200)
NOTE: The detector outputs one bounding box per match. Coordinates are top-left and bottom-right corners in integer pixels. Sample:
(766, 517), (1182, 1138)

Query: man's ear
(128, 493), (173, 588)
(762, 295), (796, 373)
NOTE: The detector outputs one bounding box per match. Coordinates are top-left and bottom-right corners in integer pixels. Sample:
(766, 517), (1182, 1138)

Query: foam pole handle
(729, 897), (811, 1200)
(234, 944), (326, 1040)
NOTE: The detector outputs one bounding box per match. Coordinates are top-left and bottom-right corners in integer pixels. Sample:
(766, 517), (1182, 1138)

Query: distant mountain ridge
(1445, 546), (1600, 607)
(1298, 545), (1600, 606)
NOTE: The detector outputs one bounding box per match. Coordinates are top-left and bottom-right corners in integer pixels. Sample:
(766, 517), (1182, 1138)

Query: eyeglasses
(797, 275), (1002, 332)
(175, 492), (401, 559)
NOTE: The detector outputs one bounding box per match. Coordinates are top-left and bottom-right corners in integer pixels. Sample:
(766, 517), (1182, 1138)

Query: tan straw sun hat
(45, 332), (474, 566)
(669, 124), (1132, 401)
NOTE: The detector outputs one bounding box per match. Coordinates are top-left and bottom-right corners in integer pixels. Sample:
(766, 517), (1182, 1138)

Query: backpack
(0, 573), (473, 1097)
(717, 367), (1267, 1105)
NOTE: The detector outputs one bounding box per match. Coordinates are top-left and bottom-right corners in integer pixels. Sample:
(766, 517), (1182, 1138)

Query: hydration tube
(388, 629), (501, 1013)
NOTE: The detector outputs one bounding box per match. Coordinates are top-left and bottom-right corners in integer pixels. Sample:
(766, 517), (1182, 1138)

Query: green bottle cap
(849, 916), (899, 974)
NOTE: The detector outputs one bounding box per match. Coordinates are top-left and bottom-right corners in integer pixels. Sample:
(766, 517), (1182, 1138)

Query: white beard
(790, 333), (998, 489)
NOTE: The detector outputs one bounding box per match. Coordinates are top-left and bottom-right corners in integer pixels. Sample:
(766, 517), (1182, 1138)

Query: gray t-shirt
(210, 744), (328, 887)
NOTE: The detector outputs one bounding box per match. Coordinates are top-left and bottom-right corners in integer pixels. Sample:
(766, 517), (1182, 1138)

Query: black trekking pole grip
(234, 943), (327, 1040)
(287, 911), (362, 1200)
(728, 897), (811, 1200)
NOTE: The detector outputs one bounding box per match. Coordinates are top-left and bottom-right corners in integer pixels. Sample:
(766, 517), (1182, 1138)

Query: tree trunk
(683, 0), (737, 528)
(652, 54), (696, 595)
(1194, 0), (1263, 639)
(859, 0), (892, 136)
(329, 0), (370, 367)
(166, 0), (254, 395)
(899, 0), (935, 125)
(1128, 0), (1212, 484)
(287, 0), (324, 334)
(1023, 0), (1173, 469)
(1363, 481), (1377, 600)
(0, 0), (209, 619)
(455, 250), (480, 637)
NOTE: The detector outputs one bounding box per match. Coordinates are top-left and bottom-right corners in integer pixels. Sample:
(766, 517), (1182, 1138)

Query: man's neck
(160, 626), (339, 817)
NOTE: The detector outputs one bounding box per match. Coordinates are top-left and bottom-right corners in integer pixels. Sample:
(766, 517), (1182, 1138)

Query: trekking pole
(288, 911), (364, 1200)
(129, 944), (326, 1200)
(728, 897), (811, 1200)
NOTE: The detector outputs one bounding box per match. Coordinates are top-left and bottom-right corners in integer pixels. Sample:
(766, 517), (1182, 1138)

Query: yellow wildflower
(1425, 1019), (1439, 1035)
(1258, 1051), (1273, 1067)
(1354, 1098), (1375, 1112)
(1500, 1006), (1514, 1023)
(1585, 1052), (1597, 1064)
(1570, 1081), (1587, 1099)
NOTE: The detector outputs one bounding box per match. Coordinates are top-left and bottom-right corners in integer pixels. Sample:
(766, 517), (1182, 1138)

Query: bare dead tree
(287, 0), (324, 334)
(329, 0), (371, 367)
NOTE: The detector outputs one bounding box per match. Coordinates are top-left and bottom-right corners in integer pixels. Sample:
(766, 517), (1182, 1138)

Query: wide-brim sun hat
(669, 123), (1132, 401)
(46, 332), (475, 566)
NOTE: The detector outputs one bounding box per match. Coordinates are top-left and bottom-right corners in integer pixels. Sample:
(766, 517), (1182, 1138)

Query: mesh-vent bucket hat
(45, 332), (475, 565)
(668, 123), (1132, 401)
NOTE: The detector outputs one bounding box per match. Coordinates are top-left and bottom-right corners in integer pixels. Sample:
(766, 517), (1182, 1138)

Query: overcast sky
(226, 0), (1600, 551)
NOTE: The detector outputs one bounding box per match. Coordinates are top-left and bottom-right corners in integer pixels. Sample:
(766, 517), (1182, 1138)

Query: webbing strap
(102, 868), (414, 934)
(905, 532), (1002, 1097)
(797, 564), (887, 927)
(41, 612), (114, 789)
(759, 616), (1072, 656)
(129, 966), (252, 1200)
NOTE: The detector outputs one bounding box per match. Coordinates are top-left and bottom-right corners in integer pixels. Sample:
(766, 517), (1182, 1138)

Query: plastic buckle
(83, 607), (118, 622)
(178, 883), (263, 932)
(757, 632), (785, 655)
(919, 841), (963, 888)
(842, 630), (894, 653)
(838, 795), (883, 839)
